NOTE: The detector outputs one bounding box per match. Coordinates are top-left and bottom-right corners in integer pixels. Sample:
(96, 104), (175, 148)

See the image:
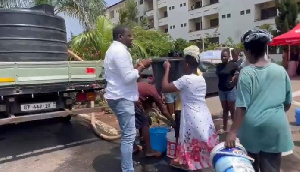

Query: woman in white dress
(161, 45), (219, 171)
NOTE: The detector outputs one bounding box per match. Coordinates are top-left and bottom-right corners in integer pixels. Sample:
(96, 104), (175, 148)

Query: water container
(152, 57), (184, 93)
(295, 108), (300, 126)
(0, 4), (67, 61)
(166, 129), (176, 158)
(210, 142), (255, 172)
(149, 127), (169, 153)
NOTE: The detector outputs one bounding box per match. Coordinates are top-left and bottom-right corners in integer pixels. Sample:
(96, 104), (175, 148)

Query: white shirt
(104, 41), (139, 101)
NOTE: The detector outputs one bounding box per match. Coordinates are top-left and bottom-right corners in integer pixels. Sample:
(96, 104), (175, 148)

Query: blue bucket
(210, 142), (255, 172)
(295, 108), (300, 126)
(149, 127), (169, 153)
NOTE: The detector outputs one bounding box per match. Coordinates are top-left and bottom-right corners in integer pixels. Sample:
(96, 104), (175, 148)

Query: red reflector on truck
(86, 68), (95, 74)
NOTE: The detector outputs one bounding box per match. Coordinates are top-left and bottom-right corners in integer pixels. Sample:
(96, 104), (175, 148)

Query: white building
(106, 0), (300, 45)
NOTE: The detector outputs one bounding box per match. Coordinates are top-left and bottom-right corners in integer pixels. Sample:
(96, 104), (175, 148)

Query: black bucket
(151, 57), (184, 93)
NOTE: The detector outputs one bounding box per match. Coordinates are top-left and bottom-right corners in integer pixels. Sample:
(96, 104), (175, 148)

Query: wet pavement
(0, 118), (192, 172)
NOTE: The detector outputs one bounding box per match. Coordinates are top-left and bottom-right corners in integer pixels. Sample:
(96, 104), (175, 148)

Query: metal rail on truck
(0, 106), (104, 126)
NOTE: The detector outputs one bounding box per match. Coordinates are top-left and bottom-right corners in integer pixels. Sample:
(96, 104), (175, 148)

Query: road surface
(1, 78), (300, 172)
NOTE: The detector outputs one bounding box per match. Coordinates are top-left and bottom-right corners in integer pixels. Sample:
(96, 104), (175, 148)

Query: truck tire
(62, 115), (72, 123)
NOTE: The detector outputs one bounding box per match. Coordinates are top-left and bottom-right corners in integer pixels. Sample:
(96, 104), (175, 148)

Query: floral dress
(173, 74), (219, 170)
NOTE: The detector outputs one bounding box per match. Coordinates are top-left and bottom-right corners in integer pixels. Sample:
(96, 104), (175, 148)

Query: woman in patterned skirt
(161, 45), (219, 171)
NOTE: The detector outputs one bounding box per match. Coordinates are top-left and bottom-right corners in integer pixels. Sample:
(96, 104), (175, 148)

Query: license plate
(21, 102), (56, 112)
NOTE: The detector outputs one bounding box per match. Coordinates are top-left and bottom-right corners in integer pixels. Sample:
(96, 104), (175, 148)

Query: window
(199, 62), (216, 72)
(261, 7), (277, 20)
(172, 6), (175, 9)
(164, 11), (168, 17)
(210, 0), (219, 5)
(246, 9), (250, 14)
(181, 24), (184, 27)
(210, 18), (219, 28)
(227, 14), (231, 18)
(195, 1), (202, 9)
(173, 25), (175, 29)
(196, 22), (202, 30)
(184, 3), (186, 6)
(139, 0), (143, 5)
(170, 26), (172, 29)
(180, 3), (182, 7)
(222, 15), (226, 18)
(240, 11), (244, 15)
(184, 23), (187, 27)
(109, 10), (114, 18)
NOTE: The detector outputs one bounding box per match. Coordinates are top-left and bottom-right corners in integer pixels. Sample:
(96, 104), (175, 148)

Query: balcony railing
(190, 0), (219, 11)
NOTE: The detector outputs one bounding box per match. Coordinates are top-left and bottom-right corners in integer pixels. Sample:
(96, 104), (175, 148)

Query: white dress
(173, 74), (219, 170)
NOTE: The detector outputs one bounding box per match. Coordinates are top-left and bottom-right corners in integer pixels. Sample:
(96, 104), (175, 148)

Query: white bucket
(166, 129), (176, 158)
(210, 142), (255, 172)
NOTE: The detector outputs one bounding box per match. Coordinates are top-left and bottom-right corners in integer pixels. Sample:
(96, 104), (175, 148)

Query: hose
(75, 113), (121, 141)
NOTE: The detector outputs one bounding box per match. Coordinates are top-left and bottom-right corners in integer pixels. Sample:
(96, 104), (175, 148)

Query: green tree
(224, 37), (244, 50)
(70, 16), (148, 60)
(132, 26), (174, 58)
(275, 0), (298, 35)
(259, 24), (277, 36)
(0, 0), (106, 29)
(173, 38), (193, 54)
(118, 0), (148, 28)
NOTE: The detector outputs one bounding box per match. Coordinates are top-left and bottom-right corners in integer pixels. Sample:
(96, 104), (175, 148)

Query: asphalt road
(0, 118), (189, 172)
(1, 78), (300, 172)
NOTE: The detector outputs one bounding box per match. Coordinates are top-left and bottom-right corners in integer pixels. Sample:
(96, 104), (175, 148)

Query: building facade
(106, 0), (300, 44)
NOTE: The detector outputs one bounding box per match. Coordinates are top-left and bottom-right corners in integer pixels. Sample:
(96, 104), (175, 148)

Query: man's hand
(140, 59), (152, 68)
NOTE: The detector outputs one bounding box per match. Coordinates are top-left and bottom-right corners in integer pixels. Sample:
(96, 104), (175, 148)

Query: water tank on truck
(0, 4), (68, 61)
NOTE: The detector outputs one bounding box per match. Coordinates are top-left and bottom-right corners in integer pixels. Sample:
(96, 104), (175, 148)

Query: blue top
(236, 63), (294, 153)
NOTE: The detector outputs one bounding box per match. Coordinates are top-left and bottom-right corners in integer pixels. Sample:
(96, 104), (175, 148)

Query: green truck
(0, 5), (105, 125)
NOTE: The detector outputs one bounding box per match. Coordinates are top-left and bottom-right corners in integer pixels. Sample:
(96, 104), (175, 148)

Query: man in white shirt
(104, 25), (151, 172)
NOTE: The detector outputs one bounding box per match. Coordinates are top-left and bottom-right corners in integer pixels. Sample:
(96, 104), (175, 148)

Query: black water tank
(0, 4), (68, 61)
(152, 57), (185, 93)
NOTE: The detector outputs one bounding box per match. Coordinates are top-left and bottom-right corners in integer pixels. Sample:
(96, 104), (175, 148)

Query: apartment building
(106, 0), (300, 44)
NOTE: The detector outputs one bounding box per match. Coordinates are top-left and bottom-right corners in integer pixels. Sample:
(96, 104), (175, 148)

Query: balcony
(253, 0), (273, 4)
(158, 17), (168, 26)
(158, 0), (167, 9)
(254, 17), (276, 29)
(145, 9), (154, 17)
(189, 2), (219, 19)
(189, 28), (219, 40)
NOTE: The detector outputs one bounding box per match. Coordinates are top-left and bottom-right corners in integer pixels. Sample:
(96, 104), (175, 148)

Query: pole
(288, 45), (291, 61)
(202, 38), (205, 51)
(267, 45), (269, 55)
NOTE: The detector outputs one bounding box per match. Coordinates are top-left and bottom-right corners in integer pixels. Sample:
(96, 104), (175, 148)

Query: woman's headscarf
(241, 29), (273, 43)
(184, 45), (201, 63)
(183, 45), (202, 76)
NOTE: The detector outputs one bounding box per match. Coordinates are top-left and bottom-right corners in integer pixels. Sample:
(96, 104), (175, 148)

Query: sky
(62, 0), (121, 40)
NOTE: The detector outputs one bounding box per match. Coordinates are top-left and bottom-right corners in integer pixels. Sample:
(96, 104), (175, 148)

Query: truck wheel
(62, 115), (72, 123)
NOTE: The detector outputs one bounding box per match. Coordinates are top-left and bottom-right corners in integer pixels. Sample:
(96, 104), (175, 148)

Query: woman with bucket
(162, 45), (219, 171)
(225, 29), (294, 172)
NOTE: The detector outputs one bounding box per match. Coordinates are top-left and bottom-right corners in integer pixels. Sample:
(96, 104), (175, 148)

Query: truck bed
(0, 61), (104, 96)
